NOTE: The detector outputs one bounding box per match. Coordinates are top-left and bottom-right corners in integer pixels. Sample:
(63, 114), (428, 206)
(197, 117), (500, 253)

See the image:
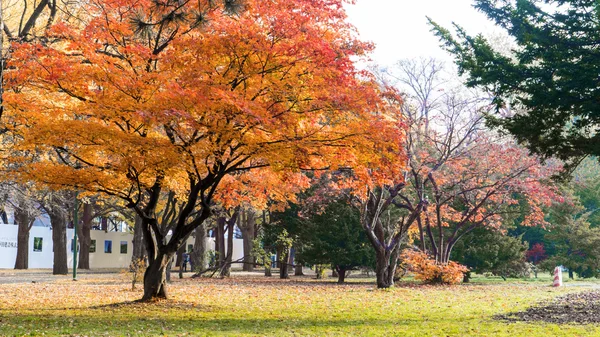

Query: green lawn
(0, 273), (598, 336)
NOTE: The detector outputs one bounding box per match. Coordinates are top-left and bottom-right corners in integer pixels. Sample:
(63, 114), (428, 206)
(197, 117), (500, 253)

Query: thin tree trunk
(101, 217), (108, 232)
(215, 217), (226, 268)
(14, 208), (33, 270)
(221, 219), (235, 277)
(78, 203), (92, 269)
(49, 209), (68, 275)
(191, 225), (207, 272)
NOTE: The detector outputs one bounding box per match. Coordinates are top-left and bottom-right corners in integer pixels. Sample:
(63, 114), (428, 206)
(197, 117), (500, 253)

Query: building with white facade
(0, 224), (244, 269)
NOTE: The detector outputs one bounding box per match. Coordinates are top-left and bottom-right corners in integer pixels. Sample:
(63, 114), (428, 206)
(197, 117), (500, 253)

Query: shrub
(401, 250), (468, 285)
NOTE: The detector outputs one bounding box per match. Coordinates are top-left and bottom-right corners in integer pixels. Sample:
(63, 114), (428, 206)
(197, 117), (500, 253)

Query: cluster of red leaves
(401, 250), (468, 285)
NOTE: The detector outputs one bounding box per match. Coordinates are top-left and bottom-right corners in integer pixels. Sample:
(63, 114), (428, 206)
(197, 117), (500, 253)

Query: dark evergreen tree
(430, 0), (600, 170)
(451, 227), (529, 281)
(296, 200), (374, 283)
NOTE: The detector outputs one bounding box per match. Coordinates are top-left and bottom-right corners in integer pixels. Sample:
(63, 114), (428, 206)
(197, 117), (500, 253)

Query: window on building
(89, 240), (96, 253)
(33, 237), (43, 252)
(104, 240), (112, 253)
(187, 244), (193, 253)
(120, 241), (127, 254)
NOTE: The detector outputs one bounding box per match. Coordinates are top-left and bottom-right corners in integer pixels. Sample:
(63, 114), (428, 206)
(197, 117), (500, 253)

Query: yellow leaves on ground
(0, 272), (596, 336)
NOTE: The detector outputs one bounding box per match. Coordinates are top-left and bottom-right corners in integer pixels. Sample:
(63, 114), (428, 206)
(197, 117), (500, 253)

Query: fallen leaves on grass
(498, 290), (600, 324)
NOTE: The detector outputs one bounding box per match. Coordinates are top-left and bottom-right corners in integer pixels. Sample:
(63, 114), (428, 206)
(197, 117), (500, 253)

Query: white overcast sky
(345, 0), (499, 67)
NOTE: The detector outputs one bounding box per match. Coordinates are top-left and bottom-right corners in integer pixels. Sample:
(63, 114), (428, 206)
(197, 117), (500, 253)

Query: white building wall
(0, 224), (243, 269)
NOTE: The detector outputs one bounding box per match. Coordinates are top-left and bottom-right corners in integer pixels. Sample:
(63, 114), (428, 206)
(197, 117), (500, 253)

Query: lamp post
(72, 191), (78, 281)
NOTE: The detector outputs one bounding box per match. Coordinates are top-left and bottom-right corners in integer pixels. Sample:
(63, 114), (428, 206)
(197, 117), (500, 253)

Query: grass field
(0, 272), (599, 336)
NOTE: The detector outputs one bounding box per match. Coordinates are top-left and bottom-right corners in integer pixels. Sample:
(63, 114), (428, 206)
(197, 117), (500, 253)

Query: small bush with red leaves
(401, 250), (468, 285)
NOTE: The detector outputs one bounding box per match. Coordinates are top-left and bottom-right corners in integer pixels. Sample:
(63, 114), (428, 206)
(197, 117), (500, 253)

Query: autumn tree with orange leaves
(6, 0), (402, 300)
(318, 59), (558, 288)
(386, 59), (558, 267)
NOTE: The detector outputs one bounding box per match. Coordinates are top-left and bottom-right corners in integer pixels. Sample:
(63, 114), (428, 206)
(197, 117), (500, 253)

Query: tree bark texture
(132, 214), (146, 264)
(375, 247), (400, 288)
(49, 209), (68, 275)
(142, 252), (173, 301)
(215, 217), (226, 269)
(14, 208), (34, 270)
(78, 203), (92, 269)
(191, 225), (207, 272)
(239, 209), (256, 272)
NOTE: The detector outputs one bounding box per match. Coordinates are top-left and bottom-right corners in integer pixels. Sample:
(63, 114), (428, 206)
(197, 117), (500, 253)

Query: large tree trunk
(239, 209), (256, 272)
(374, 246), (400, 288)
(142, 251), (174, 301)
(49, 209), (68, 275)
(78, 203), (92, 269)
(14, 208), (33, 270)
(131, 214), (146, 264)
(191, 226), (206, 272)
(336, 266), (347, 284)
(295, 263), (304, 276)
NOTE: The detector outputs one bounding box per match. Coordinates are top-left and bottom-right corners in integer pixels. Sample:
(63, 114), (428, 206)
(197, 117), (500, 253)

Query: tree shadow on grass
(0, 311), (435, 336)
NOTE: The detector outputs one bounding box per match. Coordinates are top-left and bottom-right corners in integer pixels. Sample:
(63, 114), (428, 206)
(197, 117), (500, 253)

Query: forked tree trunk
(142, 251), (174, 301)
(14, 208), (34, 270)
(49, 209), (68, 275)
(375, 247), (400, 288)
(191, 226), (207, 272)
(78, 203), (92, 269)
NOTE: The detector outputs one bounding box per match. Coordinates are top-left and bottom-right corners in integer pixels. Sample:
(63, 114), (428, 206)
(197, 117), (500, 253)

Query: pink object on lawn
(553, 266), (563, 287)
